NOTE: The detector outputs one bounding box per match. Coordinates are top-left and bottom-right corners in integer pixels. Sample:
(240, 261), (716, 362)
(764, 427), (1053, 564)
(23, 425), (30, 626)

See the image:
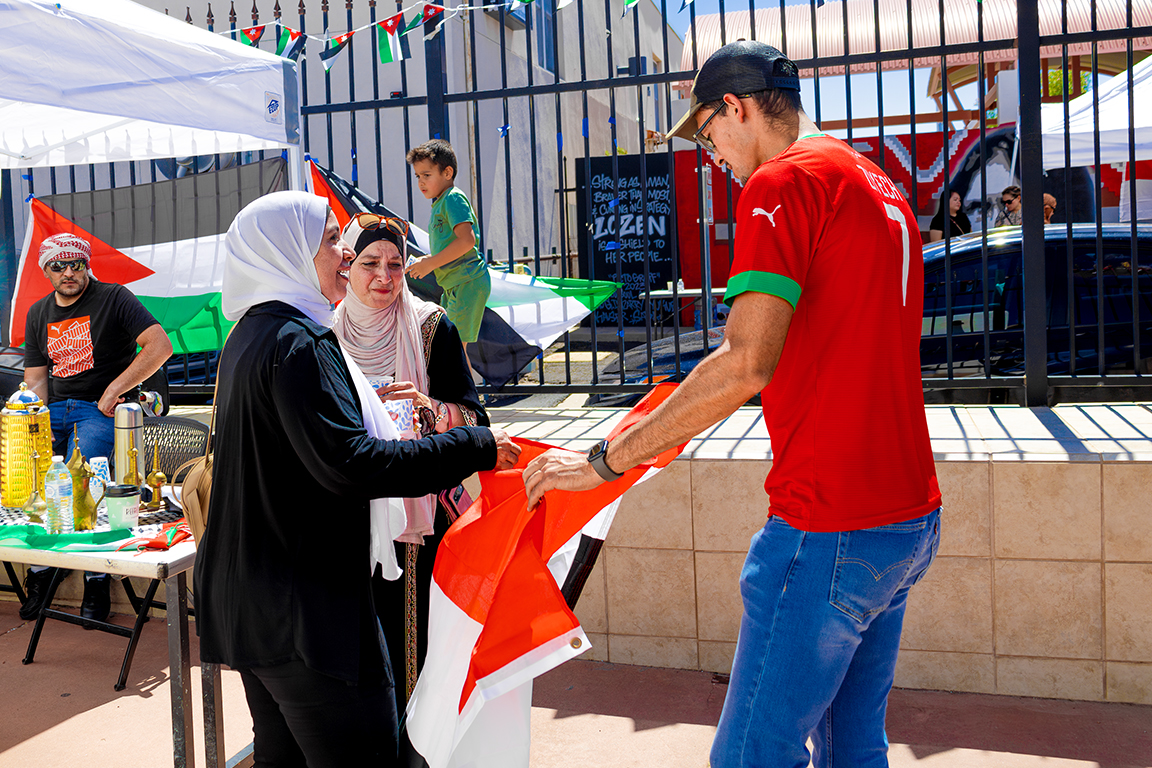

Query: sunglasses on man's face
(47, 259), (88, 273)
(1002, 197), (1017, 205)
(353, 212), (410, 242)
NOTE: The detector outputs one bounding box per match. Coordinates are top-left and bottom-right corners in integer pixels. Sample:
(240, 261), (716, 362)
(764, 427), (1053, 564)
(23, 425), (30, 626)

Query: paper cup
(105, 484), (140, 529)
(381, 398), (416, 434)
(89, 457), (111, 510)
(367, 376), (394, 391)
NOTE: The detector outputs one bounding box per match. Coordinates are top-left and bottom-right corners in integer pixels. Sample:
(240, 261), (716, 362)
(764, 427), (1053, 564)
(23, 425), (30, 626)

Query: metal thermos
(113, 402), (145, 486)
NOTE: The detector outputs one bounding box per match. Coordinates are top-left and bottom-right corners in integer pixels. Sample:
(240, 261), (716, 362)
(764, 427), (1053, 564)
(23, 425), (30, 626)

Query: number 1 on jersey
(883, 203), (911, 306)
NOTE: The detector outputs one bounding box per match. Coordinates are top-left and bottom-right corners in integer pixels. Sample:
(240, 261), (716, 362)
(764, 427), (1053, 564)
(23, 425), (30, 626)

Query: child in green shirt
(405, 139), (490, 350)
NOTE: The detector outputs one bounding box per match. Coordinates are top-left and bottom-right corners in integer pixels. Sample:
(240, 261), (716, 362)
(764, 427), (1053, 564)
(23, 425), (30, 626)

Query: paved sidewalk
(2, 598), (1150, 767)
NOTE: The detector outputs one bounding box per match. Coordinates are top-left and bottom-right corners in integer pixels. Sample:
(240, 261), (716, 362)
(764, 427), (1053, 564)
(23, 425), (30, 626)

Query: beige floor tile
(691, 460), (770, 552)
(1106, 661), (1152, 705)
(1105, 563), (1152, 662)
(893, 650), (995, 694)
(610, 460), (692, 550)
(608, 634), (698, 670)
(604, 547), (696, 637)
(698, 641), (736, 674)
(573, 558), (607, 634)
(992, 463), (1101, 560)
(696, 409), (765, 439)
(581, 632), (609, 662)
(924, 407), (982, 440)
(1103, 464), (1152, 562)
(994, 561), (1102, 659)
(902, 557), (993, 653)
(996, 657), (1104, 701)
(1065, 405), (1152, 439)
(694, 552), (744, 643)
(935, 462), (991, 557)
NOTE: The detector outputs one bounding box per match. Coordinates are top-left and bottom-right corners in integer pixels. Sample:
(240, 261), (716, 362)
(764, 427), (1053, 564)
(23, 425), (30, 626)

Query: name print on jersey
(46, 316), (95, 379)
(856, 164), (903, 201)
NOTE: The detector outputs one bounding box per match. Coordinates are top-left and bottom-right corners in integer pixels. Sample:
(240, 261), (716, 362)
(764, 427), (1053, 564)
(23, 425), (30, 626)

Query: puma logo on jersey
(753, 205), (782, 226)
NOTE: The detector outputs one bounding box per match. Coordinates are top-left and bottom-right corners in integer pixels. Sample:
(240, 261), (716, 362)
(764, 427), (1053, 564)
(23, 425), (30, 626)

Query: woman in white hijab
(193, 191), (519, 768)
(333, 213), (487, 713)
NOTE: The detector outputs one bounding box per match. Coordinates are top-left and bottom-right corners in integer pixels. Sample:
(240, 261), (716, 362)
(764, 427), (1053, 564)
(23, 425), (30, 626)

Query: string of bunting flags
(227, 0), (646, 70)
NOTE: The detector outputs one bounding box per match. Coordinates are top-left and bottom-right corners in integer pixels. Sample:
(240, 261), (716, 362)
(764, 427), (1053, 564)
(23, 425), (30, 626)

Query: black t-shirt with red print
(24, 279), (160, 403)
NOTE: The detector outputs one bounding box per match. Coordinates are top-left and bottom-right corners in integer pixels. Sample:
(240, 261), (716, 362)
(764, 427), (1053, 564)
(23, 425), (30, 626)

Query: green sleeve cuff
(723, 271), (802, 309)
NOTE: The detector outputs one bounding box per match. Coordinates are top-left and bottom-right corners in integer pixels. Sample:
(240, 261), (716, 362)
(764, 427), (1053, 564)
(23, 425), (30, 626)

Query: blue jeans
(49, 399), (114, 466)
(711, 509), (941, 768)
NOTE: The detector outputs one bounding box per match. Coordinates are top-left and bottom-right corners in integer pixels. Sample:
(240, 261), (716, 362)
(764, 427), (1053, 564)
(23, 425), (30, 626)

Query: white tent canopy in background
(0, 0), (302, 177)
(1040, 54), (1152, 169)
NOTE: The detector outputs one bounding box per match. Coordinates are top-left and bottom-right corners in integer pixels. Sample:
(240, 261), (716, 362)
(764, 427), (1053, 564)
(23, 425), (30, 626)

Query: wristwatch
(587, 439), (623, 482)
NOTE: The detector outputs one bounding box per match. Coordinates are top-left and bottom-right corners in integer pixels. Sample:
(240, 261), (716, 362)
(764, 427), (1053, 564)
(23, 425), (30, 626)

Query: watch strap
(588, 439), (623, 482)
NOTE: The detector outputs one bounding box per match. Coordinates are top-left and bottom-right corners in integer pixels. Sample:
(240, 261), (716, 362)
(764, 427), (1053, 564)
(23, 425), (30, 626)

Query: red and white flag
(405, 384), (684, 768)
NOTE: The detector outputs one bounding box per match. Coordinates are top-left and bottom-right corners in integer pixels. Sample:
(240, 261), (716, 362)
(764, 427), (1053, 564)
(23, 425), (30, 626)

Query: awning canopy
(0, 0), (301, 170)
(1041, 55), (1152, 168)
(680, 0), (1152, 82)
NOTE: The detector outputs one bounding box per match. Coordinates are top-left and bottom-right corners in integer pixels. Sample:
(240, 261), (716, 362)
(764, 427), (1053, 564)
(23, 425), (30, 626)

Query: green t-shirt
(429, 187), (486, 288)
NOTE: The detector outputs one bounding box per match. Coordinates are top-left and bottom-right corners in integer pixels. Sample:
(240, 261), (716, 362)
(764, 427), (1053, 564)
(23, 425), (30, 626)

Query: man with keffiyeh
(20, 232), (173, 624)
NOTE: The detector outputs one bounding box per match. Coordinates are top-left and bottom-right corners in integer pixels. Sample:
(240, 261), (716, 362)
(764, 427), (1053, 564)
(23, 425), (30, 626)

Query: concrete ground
(2, 598), (1149, 767)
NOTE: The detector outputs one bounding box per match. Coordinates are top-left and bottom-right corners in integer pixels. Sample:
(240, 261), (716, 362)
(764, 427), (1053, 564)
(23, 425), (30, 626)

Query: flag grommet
(570, 637), (582, 649)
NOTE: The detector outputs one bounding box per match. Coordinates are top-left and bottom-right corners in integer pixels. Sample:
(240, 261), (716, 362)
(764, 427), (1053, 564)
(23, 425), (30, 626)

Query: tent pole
(287, 146), (307, 192)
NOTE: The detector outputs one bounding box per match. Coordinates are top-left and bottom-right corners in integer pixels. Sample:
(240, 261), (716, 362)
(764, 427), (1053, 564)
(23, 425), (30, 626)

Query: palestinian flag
(11, 157), (290, 354)
(309, 161), (619, 388)
(274, 23), (306, 60)
(402, 4), (445, 35)
(239, 24), (265, 46)
(404, 384), (685, 768)
(319, 30), (354, 72)
(378, 12), (409, 64)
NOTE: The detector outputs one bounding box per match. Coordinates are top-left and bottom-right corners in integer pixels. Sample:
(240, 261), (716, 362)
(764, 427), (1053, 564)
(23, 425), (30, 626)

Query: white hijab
(221, 191), (406, 578)
(334, 240), (442, 544)
(221, 191), (335, 325)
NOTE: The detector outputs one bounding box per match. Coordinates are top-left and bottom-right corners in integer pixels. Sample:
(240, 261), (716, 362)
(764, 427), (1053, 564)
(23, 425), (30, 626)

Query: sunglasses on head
(47, 259), (88, 273)
(353, 212), (409, 242)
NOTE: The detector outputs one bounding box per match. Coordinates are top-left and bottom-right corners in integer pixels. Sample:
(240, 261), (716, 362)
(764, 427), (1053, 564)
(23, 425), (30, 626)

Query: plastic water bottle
(43, 456), (73, 535)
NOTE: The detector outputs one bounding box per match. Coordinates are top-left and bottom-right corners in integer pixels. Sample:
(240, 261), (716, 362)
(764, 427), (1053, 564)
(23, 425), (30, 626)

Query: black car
(922, 224), (1152, 378)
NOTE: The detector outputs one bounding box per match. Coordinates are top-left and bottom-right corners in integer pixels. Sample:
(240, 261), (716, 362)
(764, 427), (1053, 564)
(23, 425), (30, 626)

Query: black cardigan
(193, 301), (495, 683)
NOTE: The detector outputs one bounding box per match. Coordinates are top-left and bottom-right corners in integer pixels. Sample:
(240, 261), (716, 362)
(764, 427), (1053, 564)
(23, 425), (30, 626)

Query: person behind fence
(928, 189), (971, 242)
(1043, 192), (1058, 224)
(333, 212), (487, 715)
(521, 41), (942, 768)
(996, 185), (1022, 227)
(403, 139), (490, 361)
(21, 232), (173, 624)
(193, 191), (520, 767)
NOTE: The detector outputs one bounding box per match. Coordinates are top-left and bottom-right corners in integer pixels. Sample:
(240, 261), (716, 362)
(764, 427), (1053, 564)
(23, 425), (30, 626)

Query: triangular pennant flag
(319, 30), (354, 72)
(622, 0), (639, 15)
(677, 0), (693, 11)
(11, 199), (156, 348)
(275, 23), (306, 60)
(556, 0), (576, 9)
(378, 12), (409, 64)
(239, 24), (265, 46)
(403, 4), (445, 34)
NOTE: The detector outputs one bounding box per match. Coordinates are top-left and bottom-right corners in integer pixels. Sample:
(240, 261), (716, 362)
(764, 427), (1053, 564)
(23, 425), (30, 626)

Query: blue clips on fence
(557, 132), (563, 152)
(608, 116), (616, 126)
(608, 197), (621, 208)
(21, 174), (31, 181)
(25, 194), (33, 203)
(582, 118), (589, 138)
(498, 124), (510, 138)
(604, 241), (619, 250)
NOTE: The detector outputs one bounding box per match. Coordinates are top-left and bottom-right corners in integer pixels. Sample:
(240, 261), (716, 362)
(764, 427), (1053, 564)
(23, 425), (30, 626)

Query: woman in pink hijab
(333, 212), (487, 714)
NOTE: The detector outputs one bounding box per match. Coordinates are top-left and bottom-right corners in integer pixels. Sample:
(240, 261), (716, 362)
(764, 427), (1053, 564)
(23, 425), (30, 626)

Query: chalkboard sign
(575, 154), (675, 327)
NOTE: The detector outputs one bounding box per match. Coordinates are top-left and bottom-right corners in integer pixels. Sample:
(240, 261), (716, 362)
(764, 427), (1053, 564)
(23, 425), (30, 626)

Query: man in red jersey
(523, 41), (941, 767)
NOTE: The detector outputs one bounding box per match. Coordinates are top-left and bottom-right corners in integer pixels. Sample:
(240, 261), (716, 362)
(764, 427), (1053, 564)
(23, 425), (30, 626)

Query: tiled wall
(571, 454), (1152, 706)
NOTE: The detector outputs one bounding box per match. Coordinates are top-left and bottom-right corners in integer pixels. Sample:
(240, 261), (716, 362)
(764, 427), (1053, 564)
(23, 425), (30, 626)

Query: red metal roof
(679, 0), (1152, 78)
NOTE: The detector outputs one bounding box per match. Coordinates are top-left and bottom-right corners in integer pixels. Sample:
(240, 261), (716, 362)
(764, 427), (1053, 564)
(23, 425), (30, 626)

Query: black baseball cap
(666, 40), (801, 144)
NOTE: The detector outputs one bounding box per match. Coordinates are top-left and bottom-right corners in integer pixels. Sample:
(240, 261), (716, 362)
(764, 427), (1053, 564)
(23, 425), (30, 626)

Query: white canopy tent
(0, 0), (304, 185)
(1040, 54), (1152, 170)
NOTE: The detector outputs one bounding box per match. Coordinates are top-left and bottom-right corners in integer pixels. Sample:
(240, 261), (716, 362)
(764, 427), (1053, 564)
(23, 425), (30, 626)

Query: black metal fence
(4, 0), (1151, 406)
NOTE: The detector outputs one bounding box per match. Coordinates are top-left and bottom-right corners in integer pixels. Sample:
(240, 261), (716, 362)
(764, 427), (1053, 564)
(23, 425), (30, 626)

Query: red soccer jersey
(724, 135), (941, 532)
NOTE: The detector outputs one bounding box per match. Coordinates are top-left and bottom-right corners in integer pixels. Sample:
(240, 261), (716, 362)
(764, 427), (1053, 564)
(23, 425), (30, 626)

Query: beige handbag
(177, 369), (220, 546)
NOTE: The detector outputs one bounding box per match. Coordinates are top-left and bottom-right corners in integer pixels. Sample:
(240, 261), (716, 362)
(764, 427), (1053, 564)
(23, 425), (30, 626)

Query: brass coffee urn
(1, 383), (53, 508)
